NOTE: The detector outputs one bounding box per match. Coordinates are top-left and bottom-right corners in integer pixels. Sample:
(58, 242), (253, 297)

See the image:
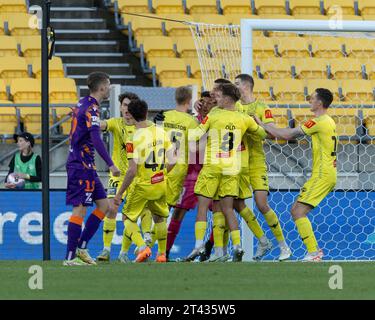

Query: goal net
(189, 21), (375, 261)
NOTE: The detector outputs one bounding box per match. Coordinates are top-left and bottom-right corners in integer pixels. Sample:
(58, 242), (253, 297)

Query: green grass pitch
(0, 261), (374, 300)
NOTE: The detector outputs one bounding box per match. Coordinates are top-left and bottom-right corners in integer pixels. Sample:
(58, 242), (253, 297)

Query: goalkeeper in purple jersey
(64, 72), (120, 266)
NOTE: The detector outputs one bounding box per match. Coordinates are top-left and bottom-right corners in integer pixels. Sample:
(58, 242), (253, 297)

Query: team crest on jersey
(304, 120), (316, 129)
(126, 143), (134, 153)
(201, 116), (208, 124)
(265, 110), (273, 119)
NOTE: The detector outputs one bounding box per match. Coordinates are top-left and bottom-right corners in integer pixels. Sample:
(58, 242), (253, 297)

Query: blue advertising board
(0, 190), (374, 260)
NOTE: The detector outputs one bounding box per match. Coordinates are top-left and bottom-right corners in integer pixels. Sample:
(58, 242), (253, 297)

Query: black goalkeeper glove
(153, 110), (165, 123)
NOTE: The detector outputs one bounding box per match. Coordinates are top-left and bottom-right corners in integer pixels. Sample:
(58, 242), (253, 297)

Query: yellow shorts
(249, 168), (269, 192)
(107, 176), (126, 200)
(194, 166), (239, 199)
(166, 164), (188, 207)
(122, 182), (169, 222)
(298, 175), (336, 208)
(238, 168), (252, 199)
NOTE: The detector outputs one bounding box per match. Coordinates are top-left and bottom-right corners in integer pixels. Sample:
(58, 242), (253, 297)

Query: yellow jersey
(126, 123), (172, 188)
(105, 118), (135, 177)
(300, 114), (338, 178)
(235, 100), (274, 170)
(163, 110), (199, 165)
(192, 107), (267, 174)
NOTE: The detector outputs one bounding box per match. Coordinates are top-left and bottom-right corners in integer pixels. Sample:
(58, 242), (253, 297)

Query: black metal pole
(42, 0), (51, 261)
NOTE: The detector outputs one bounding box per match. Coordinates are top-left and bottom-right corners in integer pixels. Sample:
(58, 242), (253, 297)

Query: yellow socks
(239, 207), (264, 240)
(120, 228), (132, 253)
(264, 209), (285, 242)
(124, 219), (145, 249)
(213, 212), (226, 248)
(140, 209), (152, 235)
(154, 221), (167, 254)
(295, 217), (318, 253)
(195, 221), (207, 248)
(230, 230), (241, 247)
(103, 217), (116, 250)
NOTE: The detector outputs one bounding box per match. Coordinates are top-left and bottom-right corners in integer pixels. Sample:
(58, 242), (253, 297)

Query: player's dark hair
(128, 99), (148, 122)
(214, 78), (232, 84)
(119, 92), (139, 104)
(201, 91), (211, 98)
(87, 72), (110, 93)
(175, 86), (192, 105)
(315, 88), (333, 108)
(217, 83), (241, 102)
(235, 74), (254, 89)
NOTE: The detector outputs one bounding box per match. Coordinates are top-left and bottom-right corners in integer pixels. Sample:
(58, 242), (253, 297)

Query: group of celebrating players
(63, 71), (338, 266)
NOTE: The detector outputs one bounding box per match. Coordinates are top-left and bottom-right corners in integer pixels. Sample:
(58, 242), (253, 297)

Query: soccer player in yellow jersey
(113, 99), (177, 263)
(188, 83), (267, 262)
(255, 88), (337, 261)
(96, 92), (152, 263)
(161, 86), (199, 207)
(234, 74), (292, 261)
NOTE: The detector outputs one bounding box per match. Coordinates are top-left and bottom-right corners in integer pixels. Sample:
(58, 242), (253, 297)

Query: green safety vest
(14, 152), (40, 189)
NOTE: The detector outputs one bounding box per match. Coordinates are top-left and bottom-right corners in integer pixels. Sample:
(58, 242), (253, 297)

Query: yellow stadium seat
(294, 58), (328, 79)
(126, 15), (163, 37)
(253, 36), (277, 58)
(255, 58), (292, 79)
(225, 14), (258, 24)
(268, 107), (290, 128)
(325, 0), (355, 15)
(362, 14), (375, 20)
(306, 79), (340, 102)
(344, 38), (375, 59)
(174, 36), (198, 59)
(11, 78), (41, 103)
(18, 36), (41, 59)
(49, 78), (78, 103)
(254, 0), (287, 15)
(3, 13), (39, 36)
(138, 36), (176, 58)
(118, 0), (150, 13)
(161, 77), (202, 93)
(192, 14), (229, 24)
(0, 56), (28, 81)
(273, 79), (306, 103)
(365, 59), (375, 80)
(186, 0), (218, 14)
(277, 37), (310, 58)
(0, 15), (4, 35)
(293, 14), (328, 19)
(0, 78), (8, 100)
(358, 0), (375, 15)
(258, 13), (294, 19)
(0, 106), (18, 136)
(153, 0), (184, 14)
(253, 79), (273, 101)
(209, 36), (241, 58)
(340, 79), (374, 103)
(331, 14), (362, 20)
(363, 108), (375, 136)
(311, 37), (344, 58)
(148, 57), (187, 83)
(164, 14), (194, 37)
(329, 58), (363, 79)
(289, 0), (322, 16)
(221, 0), (252, 15)
(327, 108), (359, 137)
(188, 59), (201, 78)
(0, 35), (18, 57)
(32, 56), (65, 79)
(0, 0), (27, 13)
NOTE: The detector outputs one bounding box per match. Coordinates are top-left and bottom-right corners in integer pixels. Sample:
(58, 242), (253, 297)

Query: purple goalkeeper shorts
(66, 168), (107, 207)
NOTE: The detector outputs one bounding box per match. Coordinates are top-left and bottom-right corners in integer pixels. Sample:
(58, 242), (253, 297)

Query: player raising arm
(113, 99), (177, 263)
(255, 88), (337, 262)
(64, 72), (120, 266)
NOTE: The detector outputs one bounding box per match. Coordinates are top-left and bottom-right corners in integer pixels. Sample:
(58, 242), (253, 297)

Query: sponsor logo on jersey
(126, 143), (134, 153)
(201, 116), (208, 124)
(151, 172), (164, 184)
(265, 110), (273, 119)
(304, 120), (316, 129)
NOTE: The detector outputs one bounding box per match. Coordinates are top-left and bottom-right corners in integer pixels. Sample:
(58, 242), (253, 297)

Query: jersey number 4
(145, 149), (165, 172)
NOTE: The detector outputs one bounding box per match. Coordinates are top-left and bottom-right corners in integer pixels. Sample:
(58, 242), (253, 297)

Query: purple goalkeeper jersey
(66, 96), (113, 171)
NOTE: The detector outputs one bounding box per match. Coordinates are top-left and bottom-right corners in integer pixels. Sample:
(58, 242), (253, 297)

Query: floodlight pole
(41, 0), (51, 261)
